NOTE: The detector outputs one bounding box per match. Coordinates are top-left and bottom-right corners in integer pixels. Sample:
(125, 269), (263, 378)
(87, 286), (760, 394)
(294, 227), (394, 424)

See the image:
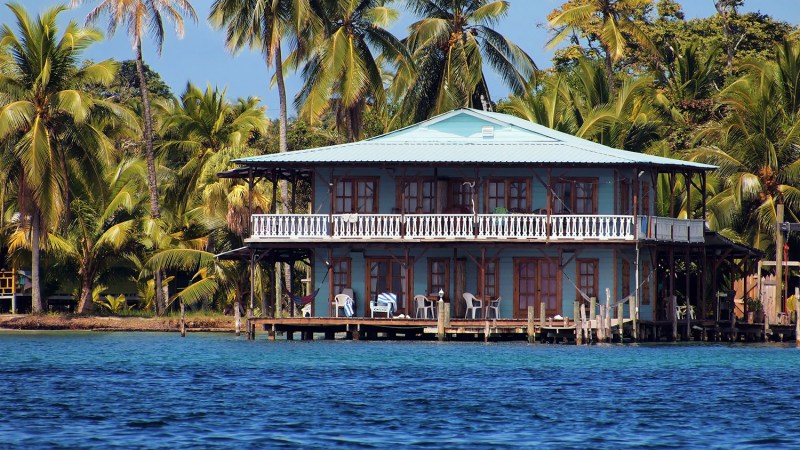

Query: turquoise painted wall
(311, 247), (661, 320)
(311, 167), (648, 215)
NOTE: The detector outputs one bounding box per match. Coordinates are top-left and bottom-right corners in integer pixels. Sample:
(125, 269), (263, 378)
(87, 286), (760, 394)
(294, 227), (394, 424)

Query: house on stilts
(218, 108), (773, 342)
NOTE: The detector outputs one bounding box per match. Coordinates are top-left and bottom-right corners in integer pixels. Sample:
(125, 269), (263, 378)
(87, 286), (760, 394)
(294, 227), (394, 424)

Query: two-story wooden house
(220, 108), (717, 323)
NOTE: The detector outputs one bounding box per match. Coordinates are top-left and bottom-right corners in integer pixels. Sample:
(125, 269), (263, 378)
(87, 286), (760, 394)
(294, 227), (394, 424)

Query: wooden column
(249, 249), (256, 312)
(247, 168), (254, 236)
(669, 172), (676, 218)
(327, 248), (334, 316)
(685, 172), (692, 219)
(632, 167), (639, 231)
(776, 202), (785, 324)
(685, 245), (691, 340)
(701, 171), (707, 222)
(669, 245), (676, 340)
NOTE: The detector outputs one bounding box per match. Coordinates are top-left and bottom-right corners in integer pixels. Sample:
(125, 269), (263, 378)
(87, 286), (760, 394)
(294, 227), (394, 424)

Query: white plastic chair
(414, 295), (434, 319)
(333, 294), (353, 317)
(463, 292), (483, 319)
(485, 296), (502, 319)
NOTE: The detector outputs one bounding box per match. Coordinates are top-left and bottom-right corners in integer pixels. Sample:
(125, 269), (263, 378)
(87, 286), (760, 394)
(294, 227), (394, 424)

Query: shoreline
(0, 314), (235, 332)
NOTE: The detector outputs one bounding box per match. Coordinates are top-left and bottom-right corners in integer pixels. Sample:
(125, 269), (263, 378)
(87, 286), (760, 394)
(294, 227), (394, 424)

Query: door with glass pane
(365, 258), (408, 315)
(513, 259), (560, 318)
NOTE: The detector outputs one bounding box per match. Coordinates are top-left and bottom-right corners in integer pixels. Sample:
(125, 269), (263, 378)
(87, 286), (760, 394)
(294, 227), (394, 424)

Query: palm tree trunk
(31, 210), (42, 314)
(275, 44), (291, 316)
(77, 268), (93, 314)
(135, 37), (165, 315)
(603, 46), (617, 98)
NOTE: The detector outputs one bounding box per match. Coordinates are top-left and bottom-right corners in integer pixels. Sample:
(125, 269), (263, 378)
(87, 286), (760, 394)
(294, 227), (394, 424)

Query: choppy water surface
(1, 332), (799, 448)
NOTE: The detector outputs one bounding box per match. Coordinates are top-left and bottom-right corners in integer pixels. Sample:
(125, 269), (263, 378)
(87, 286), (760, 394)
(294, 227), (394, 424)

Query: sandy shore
(0, 314), (235, 332)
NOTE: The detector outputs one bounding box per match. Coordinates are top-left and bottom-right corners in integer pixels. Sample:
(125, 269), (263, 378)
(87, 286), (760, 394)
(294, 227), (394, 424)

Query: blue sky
(3, 1), (799, 118)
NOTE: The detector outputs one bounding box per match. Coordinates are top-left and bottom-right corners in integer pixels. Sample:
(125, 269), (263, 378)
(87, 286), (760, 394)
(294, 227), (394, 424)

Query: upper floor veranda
(219, 109), (714, 245)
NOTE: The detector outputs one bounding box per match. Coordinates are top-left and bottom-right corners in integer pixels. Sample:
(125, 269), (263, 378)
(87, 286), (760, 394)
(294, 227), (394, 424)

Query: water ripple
(1, 333), (799, 448)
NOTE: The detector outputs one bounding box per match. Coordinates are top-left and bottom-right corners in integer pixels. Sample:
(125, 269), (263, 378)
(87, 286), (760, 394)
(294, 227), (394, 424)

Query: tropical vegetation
(0, 0), (799, 316)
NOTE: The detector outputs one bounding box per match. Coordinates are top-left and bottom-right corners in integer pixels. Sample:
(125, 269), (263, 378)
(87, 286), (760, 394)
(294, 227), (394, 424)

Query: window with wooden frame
(485, 178), (531, 213)
(576, 259), (599, 302)
(641, 260), (651, 305)
(332, 258), (351, 296)
(477, 259), (499, 298)
(552, 178), (598, 214)
(334, 177), (378, 213)
(621, 259), (631, 298)
(428, 258), (450, 299)
(397, 178), (436, 213)
(448, 179), (475, 212)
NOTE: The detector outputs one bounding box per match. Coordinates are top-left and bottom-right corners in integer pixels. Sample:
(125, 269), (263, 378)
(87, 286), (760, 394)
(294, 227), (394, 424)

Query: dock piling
(180, 299), (186, 337)
(234, 301), (241, 337)
(527, 306), (535, 343)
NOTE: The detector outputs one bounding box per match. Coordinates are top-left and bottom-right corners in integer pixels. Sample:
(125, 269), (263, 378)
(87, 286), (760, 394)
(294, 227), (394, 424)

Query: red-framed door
(513, 258), (560, 319)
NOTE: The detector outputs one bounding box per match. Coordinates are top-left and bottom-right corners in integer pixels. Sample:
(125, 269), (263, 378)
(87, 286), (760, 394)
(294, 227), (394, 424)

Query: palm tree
(548, 0), (657, 96)
(156, 83), (267, 220)
(0, 3), (128, 313)
(691, 47), (800, 251)
(396, 0), (536, 124)
(293, 0), (410, 141)
(73, 0), (198, 315)
(502, 59), (661, 152)
(53, 159), (146, 314)
(210, 0), (311, 316)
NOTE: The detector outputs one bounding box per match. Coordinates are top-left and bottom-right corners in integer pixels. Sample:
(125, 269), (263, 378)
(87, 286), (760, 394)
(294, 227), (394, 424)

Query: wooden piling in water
(437, 300), (445, 341)
(234, 301), (241, 337)
(539, 303), (545, 328)
(617, 302), (624, 342)
(794, 288), (800, 347)
(631, 295), (638, 342)
(180, 300), (186, 338)
(527, 306), (535, 343)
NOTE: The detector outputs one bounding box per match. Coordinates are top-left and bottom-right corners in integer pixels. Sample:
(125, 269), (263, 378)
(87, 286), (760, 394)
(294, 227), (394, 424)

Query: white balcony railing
(248, 213), (704, 243)
(477, 214), (547, 239)
(549, 215), (634, 240)
(251, 214), (329, 238)
(331, 214), (403, 239)
(405, 214), (474, 239)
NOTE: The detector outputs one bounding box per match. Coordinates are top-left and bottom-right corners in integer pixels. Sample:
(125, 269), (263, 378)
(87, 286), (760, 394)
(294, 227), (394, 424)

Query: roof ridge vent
(482, 126), (494, 138)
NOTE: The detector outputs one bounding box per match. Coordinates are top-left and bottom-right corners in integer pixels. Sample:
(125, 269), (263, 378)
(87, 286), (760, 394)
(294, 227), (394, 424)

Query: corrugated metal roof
(235, 109), (715, 170)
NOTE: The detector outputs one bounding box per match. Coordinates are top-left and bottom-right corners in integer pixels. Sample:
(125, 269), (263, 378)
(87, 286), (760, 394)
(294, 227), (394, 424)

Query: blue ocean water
(1, 332), (799, 449)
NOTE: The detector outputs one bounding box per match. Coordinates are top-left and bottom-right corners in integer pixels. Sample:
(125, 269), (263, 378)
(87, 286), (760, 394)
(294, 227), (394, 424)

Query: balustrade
(248, 213), (701, 243)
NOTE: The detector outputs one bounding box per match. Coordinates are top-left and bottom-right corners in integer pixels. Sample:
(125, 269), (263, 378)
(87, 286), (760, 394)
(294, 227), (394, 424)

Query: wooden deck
(244, 316), (798, 343)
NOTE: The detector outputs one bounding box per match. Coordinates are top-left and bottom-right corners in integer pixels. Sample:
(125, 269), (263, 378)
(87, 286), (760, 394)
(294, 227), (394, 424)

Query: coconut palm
(293, 0), (411, 141)
(156, 83), (267, 220)
(210, 0), (313, 316)
(73, 0), (198, 315)
(691, 50), (800, 251)
(396, 0), (536, 124)
(50, 159), (147, 314)
(0, 3), (129, 313)
(502, 59), (661, 152)
(548, 0), (657, 96)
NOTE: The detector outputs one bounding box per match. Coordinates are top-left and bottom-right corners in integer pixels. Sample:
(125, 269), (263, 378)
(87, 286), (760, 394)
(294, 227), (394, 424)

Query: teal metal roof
(235, 109), (715, 171)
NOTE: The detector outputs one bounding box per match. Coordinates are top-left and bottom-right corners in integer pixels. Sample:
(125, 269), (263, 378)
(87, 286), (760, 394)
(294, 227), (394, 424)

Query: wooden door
(365, 258), (408, 315)
(513, 259), (560, 318)
(454, 259), (466, 317)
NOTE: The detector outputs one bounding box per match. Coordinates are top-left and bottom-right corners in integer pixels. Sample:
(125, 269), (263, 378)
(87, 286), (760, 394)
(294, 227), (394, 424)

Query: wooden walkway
(244, 316), (798, 343)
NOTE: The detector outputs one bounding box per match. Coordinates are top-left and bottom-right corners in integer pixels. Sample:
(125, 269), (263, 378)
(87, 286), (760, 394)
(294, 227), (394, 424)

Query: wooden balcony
(248, 213), (704, 244)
